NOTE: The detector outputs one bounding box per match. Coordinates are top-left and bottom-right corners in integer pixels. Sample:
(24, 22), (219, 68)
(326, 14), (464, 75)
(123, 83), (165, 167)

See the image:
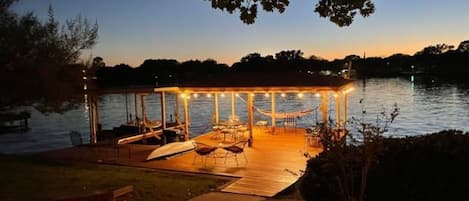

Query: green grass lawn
(0, 155), (229, 201)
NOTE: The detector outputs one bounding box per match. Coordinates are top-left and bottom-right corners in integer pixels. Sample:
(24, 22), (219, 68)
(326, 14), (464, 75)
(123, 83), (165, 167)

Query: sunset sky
(13, 0), (469, 66)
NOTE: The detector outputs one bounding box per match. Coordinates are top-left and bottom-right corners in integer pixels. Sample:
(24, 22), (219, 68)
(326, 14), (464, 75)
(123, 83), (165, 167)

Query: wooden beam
(183, 95), (189, 140)
(271, 92), (276, 133)
(140, 94), (146, 123)
(88, 95), (98, 144)
(134, 93), (138, 120)
(231, 92), (235, 117)
(343, 94), (348, 127)
(175, 93), (180, 124)
(160, 92), (166, 129)
(321, 92), (328, 124)
(162, 86), (349, 94)
(335, 93), (341, 127)
(247, 93), (254, 147)
(214, 93), (219, 124)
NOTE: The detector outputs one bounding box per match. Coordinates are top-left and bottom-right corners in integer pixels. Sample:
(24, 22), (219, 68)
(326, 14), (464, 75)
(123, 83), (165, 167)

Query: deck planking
(44, 127), (322, 197)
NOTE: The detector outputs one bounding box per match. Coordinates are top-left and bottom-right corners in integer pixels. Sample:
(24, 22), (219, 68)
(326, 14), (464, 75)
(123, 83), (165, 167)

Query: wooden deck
(44, 127), (322, 197)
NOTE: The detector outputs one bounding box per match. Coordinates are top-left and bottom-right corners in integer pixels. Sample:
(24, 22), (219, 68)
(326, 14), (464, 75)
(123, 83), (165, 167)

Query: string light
(206, 93), (212, 98)
(250, 93), (255, 97)
(220, 93), (225, 97)
(264, 93), (270, 97)
(315, 93), (321, 98)
(281, 93), (286, 97)
(235, 93), (240, 97)
(297, 93), (303, 98)
(193, 93), (199, 98)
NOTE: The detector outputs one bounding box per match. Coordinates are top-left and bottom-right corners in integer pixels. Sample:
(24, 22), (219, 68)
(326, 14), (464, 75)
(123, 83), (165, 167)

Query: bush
(300, 130), (469, 201)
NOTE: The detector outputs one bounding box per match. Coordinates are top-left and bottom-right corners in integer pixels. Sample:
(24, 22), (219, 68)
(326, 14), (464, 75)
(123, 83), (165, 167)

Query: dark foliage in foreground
(0, 1), (98, 113)
(300, 130), (469, 201)
(208, 0), (375, 27)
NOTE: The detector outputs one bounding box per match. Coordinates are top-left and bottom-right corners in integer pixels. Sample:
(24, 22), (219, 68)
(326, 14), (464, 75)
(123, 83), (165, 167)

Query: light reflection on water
(0, 78), (468, 154)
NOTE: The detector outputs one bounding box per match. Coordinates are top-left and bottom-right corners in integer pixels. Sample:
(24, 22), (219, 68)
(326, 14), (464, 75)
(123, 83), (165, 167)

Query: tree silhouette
(207, 0), (375, 27)
(92, 57), (105, 68)
(275, 49), (304, 61)
(415, 44), (454, 55)
(456, 40), (469, 53)
(0, 1), (98, 113)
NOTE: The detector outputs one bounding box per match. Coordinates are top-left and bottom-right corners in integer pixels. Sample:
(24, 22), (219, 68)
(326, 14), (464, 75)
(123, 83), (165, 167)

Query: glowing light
(342, 87), (355, 94)
(281, 93), (286, 97)
(220, 93), (225, 97)
(333, 93), (338, 98)
(315, 93), (321, 97)
(206, 93), (212, 98)
(193, 93), (199, 98)
(411, 75), (414, 82)
(180, 94), (185, 98)
(297, 93), (303, 98)
(264, 93), (270, 97)
(250, 93), (255, 97)
(235, 93), (240, 97)
(82, 76), (87, 80)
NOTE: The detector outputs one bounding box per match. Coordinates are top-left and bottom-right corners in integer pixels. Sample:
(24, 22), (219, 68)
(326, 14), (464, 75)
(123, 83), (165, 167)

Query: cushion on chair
(224, 146), (243, 153)
(195, 147), (217, 155)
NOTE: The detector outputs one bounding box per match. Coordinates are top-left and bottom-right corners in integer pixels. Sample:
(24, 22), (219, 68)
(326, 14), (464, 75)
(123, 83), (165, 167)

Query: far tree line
(94, 40), (469, 87)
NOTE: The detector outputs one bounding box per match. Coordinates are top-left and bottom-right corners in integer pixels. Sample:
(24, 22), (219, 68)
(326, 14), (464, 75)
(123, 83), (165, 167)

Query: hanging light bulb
(315, 93), (321, 98)
(281, 93), (286, 97)
(206, 93), (212, 98)
(193, 93), (199, 98)
(220, 93), (225, 97)
(298, 93), (303, 98)
(264, 93), (270, 97)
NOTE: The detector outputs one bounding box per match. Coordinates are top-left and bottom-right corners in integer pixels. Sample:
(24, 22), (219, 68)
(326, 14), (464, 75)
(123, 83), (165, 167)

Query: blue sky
(13, 0), (469, 66)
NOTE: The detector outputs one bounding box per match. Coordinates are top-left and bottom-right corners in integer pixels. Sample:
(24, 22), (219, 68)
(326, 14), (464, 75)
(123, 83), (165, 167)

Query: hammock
(256, 108), (315, 119)
(236, 95), (318, 119)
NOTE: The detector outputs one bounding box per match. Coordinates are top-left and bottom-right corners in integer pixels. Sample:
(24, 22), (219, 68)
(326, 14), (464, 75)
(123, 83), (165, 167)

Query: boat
(146, 140), (195, 160)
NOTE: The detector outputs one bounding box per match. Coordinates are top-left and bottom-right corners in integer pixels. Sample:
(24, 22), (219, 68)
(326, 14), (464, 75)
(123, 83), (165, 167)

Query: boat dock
(43, 127), (322, 197)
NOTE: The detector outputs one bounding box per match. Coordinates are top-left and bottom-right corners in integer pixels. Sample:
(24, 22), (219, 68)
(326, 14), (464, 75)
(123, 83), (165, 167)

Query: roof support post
(183, 95), (189, 140)
(88, 95), (98, 144)
(247, 93), (254, 147)
(271, 92), (276, 133)
(134, 93), (138, 121)
(214, 93), (219, 124)
(141, 94), (146, 122)
(160, 92), (166, 130)
(343, 93), (348, 127)
(231, 92), (235, 118)
(175, 93), (180, 124)
(335, 93), (341, 128)
(321, 92), (328, 125)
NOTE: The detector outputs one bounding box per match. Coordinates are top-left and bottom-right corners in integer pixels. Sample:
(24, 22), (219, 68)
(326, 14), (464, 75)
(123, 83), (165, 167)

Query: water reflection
(0, 78), (468, 154)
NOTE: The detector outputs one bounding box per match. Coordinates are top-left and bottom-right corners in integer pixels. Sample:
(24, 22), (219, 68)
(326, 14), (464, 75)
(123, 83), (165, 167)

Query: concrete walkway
(188, 192), (266, 201)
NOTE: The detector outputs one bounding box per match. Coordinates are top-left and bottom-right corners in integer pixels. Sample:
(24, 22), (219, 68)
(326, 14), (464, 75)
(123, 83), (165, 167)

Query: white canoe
(146, 140), (195, 160)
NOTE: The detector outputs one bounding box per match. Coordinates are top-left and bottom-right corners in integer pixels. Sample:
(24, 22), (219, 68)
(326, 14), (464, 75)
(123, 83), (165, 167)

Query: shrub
(299, 130), (469, 201)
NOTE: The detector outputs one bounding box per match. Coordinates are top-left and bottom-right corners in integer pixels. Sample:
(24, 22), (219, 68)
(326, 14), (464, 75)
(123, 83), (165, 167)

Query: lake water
(1, 77), (468, 154)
